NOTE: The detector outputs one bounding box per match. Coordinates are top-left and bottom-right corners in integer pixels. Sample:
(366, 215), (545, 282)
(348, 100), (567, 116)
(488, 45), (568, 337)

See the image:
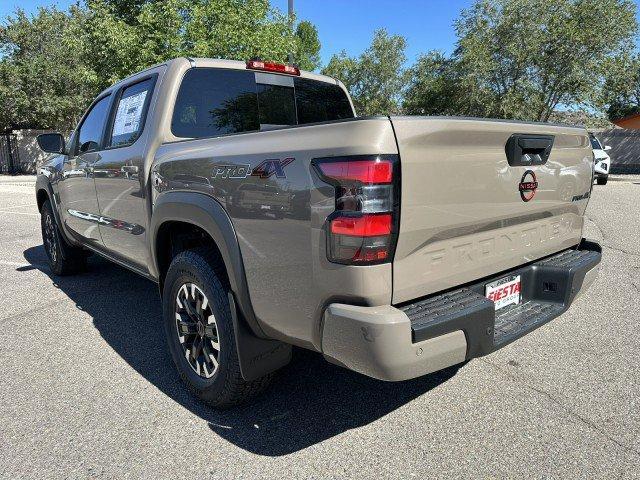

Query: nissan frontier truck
(35, 58), (601, 408)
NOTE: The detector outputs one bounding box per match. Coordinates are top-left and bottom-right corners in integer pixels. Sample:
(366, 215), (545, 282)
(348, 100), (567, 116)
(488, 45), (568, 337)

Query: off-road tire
(40, 199), (87, 275)
(162, 247), (272, 409)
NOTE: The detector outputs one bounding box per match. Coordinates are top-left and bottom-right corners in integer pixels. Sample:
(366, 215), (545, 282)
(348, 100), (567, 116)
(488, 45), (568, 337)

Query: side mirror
(604, 145), (612, 151)
(37, 133), (65, 154)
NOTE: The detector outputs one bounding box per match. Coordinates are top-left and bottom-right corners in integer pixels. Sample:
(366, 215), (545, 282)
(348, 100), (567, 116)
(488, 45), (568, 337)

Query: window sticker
(113, 90), (148, 137)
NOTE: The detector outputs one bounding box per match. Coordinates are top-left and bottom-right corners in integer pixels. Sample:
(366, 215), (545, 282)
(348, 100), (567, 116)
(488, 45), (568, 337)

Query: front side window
(77, 95), (111, 154)
(172, 69), (259, 138)
(109, 78), (154, 147)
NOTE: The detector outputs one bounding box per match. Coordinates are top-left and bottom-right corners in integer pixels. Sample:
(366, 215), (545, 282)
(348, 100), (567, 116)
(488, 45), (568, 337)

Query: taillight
(246, 60), (300, 76)
(313, 156), (400, 265)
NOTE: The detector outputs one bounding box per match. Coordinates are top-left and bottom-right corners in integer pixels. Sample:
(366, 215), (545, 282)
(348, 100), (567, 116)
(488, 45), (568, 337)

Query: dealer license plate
(485, 275), (521, 311)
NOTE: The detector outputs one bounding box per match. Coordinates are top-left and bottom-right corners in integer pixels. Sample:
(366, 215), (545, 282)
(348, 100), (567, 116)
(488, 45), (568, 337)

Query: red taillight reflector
(317, 159), (393, 184)
(330, 214), (392, 237)
(246, 60), (300, 76)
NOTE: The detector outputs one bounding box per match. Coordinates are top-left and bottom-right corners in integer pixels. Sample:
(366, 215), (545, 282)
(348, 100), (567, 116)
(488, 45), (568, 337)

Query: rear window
(294, 77), (354, 124)
(171, 68), (354, 139)
(257, 83), (297, 128)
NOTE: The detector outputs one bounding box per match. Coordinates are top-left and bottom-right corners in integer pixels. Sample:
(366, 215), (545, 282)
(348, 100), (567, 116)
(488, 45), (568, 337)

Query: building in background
(613, 113), (640, 130)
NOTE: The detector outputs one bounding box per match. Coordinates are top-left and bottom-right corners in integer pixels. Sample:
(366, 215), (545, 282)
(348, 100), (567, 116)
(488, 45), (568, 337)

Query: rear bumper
(321, 240), (601, 381)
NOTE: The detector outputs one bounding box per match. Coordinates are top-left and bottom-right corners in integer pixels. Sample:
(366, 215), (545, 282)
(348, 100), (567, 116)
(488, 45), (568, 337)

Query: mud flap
(228, 292), (292, 381)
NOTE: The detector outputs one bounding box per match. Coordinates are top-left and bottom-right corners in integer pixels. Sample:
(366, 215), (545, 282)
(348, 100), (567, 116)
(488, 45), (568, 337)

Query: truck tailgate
(390, 116), (593, 304)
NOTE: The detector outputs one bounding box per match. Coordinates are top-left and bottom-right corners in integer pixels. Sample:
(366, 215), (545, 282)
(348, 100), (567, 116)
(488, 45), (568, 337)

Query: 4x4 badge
(212, 158), (294, 179)
(251, 158), (294, 179)
(519, 170), (538, 202)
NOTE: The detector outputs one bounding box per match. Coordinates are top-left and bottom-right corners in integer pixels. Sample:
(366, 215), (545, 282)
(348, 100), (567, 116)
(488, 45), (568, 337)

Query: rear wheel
(162, 247), (272, 408)
(597, 175), (608, 185)
(40, 199), (87, 275)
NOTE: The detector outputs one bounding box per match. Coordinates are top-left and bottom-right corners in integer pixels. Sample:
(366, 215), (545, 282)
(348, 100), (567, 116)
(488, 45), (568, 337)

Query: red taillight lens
(330, 214), (392, 236)
(246, 60), (300, 76)
(316, 159), (393, 184)
(313, 156), (399, 265)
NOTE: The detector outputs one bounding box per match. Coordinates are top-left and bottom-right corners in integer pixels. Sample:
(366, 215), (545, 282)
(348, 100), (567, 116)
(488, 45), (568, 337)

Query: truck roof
(110, 57), (343, 91)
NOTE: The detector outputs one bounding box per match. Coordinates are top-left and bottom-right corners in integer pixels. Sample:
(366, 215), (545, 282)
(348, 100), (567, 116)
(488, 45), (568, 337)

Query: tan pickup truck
(35, 58), (601, 408)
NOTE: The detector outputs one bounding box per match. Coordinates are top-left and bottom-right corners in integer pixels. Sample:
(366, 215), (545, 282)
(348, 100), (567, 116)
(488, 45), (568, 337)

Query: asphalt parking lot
(0, 175), (638, 479)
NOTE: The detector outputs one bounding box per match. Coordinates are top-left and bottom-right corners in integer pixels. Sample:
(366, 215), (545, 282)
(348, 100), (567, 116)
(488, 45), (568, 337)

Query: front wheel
(597, 175), (608, 185)
(162, 247), (272, 408)
(40, 199), (87, 275)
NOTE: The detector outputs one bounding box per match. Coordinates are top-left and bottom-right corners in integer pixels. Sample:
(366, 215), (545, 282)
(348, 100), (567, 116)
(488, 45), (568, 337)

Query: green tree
(294, 20), (321, 71)
(81, 0), (139, 88)
(322, 29), (407, 115)
(0, 6), (99, 131)
(452, 0), (637, 121)
(184, 0), (294, 63)
(403, 51), (464, 116)
(603, 53), (640, 121)
(100, 0), (147, 24)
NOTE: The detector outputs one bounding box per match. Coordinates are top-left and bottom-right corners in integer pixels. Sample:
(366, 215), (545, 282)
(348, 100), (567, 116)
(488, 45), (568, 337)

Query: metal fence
(0, 133), (21, 174)
(594, 128), (640, 174)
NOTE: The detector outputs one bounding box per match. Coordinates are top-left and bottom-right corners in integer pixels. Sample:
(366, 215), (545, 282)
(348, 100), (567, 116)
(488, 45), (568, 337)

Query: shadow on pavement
(23, 245), (461, 456)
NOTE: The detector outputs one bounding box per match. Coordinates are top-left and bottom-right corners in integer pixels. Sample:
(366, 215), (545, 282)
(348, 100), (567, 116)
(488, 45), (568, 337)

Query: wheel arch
(35, 176), (66, 241)
(150, 191), (266, 339)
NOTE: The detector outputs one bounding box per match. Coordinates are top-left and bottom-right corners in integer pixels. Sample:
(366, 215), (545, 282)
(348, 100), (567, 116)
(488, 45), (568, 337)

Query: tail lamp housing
(313, 155), (400, 265)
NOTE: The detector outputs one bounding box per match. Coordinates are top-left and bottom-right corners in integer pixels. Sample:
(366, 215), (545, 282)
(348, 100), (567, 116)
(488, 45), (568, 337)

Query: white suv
(590, 133), (611, 185)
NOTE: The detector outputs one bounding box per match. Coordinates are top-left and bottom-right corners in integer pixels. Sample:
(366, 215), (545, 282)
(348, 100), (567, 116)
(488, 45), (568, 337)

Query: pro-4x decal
(212, 158), (294, 179)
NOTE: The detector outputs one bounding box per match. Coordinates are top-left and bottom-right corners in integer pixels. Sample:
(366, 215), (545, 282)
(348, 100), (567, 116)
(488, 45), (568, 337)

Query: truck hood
(593, 149), (610, 161)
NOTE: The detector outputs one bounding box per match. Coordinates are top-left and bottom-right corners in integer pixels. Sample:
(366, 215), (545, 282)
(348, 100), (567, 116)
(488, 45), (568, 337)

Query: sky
(1, 0), (639, 67)
(0, 0), (472, 65)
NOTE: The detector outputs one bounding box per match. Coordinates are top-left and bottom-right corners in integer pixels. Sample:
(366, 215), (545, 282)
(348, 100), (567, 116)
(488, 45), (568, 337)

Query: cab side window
(109, 78), (154, 148)
(171, 68), (259, 138)
(77, 95), (111, 154)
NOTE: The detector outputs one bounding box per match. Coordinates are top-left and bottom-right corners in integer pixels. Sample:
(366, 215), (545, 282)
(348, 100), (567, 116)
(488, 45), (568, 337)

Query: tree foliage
(294, 21), (321, 71)
(406, 0), (637, 122)
(403, 51), (464, 116)
(1, 0), (638, 131)
(462, 0), (635, 121)
(322, 29), (407, 116)
(0, 6), (100, 130)
(603, 53), (640, 121)
(0, 0), (319, 131)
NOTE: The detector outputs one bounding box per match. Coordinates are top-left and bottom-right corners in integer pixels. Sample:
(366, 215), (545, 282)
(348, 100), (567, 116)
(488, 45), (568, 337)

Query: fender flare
(150, 191), (292, 380)
(35, 174), (72, 244)
(149, 190), (265, 338)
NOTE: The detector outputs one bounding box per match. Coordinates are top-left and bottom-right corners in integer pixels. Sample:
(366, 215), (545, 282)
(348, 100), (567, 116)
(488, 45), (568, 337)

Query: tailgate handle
(505, 134), (554, 166)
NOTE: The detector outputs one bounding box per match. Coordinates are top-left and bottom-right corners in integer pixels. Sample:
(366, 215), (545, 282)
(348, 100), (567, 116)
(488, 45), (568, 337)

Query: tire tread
(41, 199), (87, 276)
(164, 247), (272, 409)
